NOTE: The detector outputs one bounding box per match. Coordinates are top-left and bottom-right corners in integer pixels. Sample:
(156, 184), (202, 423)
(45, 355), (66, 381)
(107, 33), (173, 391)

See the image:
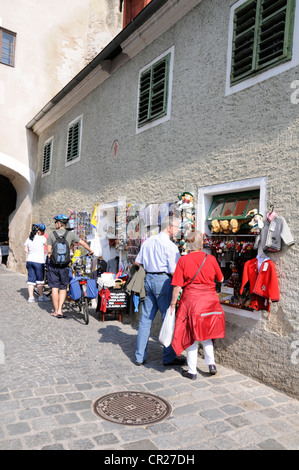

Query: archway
(0, 175), (17, 264)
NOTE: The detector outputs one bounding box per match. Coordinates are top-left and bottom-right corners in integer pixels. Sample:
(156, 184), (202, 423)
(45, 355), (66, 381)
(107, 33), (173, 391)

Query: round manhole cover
(93, 391), (172, 426)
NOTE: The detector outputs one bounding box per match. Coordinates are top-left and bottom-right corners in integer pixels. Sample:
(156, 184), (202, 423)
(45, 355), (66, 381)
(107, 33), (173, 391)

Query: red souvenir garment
(99, 287), (111, 313)
(240, 258), (280, 312)
(171, 252), (225, 356)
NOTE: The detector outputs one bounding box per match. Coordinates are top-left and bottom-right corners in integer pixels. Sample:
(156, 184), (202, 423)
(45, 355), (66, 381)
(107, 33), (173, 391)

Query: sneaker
(28, 297), (36, 303)
(38, 295), (50, 302)
(209, 364), (217, 375)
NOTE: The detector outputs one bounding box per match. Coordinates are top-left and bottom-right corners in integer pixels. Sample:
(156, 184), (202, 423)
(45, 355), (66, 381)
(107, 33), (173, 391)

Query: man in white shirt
(135, 216), (185, 366)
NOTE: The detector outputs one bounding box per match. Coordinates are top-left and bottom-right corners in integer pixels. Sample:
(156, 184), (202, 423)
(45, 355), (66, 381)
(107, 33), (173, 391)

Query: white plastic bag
(159, 307), (175, 347)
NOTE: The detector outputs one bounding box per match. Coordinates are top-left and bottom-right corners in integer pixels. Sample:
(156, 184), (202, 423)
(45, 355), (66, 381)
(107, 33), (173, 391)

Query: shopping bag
(159, 307), (176, 347)
(86, 279), (98, 299)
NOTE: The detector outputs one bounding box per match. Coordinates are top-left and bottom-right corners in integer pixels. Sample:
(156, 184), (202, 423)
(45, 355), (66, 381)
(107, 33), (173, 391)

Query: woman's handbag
(159, 307), (176, 347)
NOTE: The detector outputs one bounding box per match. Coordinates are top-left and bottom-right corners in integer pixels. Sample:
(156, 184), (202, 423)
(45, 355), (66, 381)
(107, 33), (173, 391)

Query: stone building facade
(28, 0), (298, 397)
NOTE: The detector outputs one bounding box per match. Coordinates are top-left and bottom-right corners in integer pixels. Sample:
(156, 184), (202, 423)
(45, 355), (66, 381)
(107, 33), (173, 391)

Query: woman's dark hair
(29, 224), (39, 241)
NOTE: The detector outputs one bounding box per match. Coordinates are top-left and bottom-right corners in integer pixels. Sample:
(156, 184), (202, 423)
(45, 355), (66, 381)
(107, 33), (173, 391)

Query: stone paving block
(93, 432), (120, 446)
(71, 438), (95, 450)
(41, 404), (65, 416)
(225, 414), (251, 428)
(24, 431), (52, 449)
(220, 404), (245, 415)
(213, 435), (239, 450)
(7, 422), (31, 436)
(55, 412), (81, 425)
(205, 420), (234, 436)
(122, 438), (158, 450)
(258, 438), (287, 450)
(199, 407), (227, 421)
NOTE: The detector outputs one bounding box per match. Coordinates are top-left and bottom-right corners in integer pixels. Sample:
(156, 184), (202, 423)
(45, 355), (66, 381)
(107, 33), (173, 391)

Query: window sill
(222, 303), (261, 320)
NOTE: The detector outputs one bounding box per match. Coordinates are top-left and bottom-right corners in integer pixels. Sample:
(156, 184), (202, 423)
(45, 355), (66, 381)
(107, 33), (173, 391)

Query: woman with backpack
(24, 223), (49, 303)
(47, 214), (94, 318)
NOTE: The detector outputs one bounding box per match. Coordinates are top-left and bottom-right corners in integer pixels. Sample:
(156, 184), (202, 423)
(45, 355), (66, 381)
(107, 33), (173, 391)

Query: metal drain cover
(93, 391), (172, 426)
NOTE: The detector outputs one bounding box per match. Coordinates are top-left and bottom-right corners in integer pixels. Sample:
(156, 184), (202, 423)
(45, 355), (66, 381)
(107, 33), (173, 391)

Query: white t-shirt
(24, 235), (47, 264)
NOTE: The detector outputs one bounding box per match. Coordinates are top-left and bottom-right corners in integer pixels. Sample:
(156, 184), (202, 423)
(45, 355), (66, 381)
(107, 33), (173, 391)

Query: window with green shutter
(66, 117), (82, 164)
(42, 138), (53, 176)
(231, 0), (295, 85)
(137, 53), (170, 128)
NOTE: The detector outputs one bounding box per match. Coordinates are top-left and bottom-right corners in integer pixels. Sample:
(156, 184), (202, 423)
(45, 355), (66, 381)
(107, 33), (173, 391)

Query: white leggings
(186, 340), (215, 374)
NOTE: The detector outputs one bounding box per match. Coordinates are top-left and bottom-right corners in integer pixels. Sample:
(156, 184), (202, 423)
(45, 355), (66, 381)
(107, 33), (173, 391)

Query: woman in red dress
(170, 231), (225, 379)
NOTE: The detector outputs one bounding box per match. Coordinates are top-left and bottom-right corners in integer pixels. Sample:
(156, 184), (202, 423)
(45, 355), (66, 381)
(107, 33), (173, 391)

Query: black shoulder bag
(184, 253), (207, 289)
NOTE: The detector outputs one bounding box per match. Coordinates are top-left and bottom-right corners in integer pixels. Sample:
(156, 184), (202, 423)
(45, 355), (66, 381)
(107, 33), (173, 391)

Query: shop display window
(204, 189), (261, 311)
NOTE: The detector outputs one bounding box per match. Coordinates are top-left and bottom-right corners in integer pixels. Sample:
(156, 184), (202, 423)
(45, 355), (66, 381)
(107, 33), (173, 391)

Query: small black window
(42, 139), (53, 175)
(66, 117), (82, 163)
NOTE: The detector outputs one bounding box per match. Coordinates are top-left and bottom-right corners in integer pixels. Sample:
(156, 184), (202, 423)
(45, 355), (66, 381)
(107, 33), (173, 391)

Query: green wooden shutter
(67, 120), (81, 162)
(257, 0), (295, 69)
(231, 0), (295, 84)
(42, 140), (52, 174)
(138, 54), (170, 127)
(231, 0), (257, 83)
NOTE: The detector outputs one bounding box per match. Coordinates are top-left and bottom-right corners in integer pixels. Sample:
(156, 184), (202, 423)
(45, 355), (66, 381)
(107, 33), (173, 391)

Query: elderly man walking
(134, 216), (185, 367)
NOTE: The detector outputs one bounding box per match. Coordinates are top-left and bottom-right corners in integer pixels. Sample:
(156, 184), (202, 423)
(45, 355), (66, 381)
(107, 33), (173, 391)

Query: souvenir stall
(203, 194), (294, 316)
(93, 199), (181, 320)
(68, 192), (293, 321)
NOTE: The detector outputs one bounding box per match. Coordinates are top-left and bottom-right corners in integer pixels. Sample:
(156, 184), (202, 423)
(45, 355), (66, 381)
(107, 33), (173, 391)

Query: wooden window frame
(0, 27), (16, 67)
(42, 137), (53, 176)
(65, 115), (82, 166)
(230, 0), (295, 85)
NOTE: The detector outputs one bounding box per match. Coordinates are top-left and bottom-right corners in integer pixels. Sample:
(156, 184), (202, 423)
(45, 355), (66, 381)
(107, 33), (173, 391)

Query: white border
(136, 45), (175, 134)
(41, 136), (53, 177)
(65, 115), (83, 167)
(197, 177), (267, 320)
(225, 0), (299, 96)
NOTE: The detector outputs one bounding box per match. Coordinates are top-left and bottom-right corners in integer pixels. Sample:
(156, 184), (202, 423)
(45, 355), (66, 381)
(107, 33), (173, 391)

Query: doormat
(93, 391), (172, 426)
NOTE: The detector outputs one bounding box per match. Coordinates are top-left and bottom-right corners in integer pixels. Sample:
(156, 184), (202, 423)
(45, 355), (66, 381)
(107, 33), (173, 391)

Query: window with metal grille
(137, 53), (170, 128)
(66, 117), (82, 164)
(42, 138), (53, 175)
(231, 0), (295, 85)
(0, 28), (16, 67)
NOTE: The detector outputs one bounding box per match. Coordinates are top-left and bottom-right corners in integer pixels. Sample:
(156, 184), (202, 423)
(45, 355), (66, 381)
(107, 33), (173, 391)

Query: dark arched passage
(0, 175), (17, 263)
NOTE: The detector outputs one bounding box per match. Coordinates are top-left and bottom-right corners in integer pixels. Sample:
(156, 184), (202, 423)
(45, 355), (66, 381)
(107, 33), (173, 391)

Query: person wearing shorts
(47, 214), (94, 318)
(24, 223), (49, 303)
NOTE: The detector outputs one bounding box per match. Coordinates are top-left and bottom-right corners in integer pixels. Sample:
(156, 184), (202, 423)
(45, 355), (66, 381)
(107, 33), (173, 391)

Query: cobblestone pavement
(0, 265), (299, 451)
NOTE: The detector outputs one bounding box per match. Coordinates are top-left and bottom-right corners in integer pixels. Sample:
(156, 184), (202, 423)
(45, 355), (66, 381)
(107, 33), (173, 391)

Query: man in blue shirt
(135, 217), (185, 366)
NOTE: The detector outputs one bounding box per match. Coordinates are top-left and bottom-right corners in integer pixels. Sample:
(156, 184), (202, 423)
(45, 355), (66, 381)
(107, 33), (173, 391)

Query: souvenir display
(254, 207), (294, 252)
(175, 191), (195, 255)
(71, 210), (92, 240)
(68, 197), (289, 318)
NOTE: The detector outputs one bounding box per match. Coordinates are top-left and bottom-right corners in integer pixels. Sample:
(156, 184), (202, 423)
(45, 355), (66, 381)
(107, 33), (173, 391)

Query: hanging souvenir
(175, 191), (195, 255)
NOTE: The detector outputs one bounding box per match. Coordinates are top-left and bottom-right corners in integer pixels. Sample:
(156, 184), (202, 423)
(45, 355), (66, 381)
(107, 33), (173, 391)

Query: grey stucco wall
(33, 0), (298, 397)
